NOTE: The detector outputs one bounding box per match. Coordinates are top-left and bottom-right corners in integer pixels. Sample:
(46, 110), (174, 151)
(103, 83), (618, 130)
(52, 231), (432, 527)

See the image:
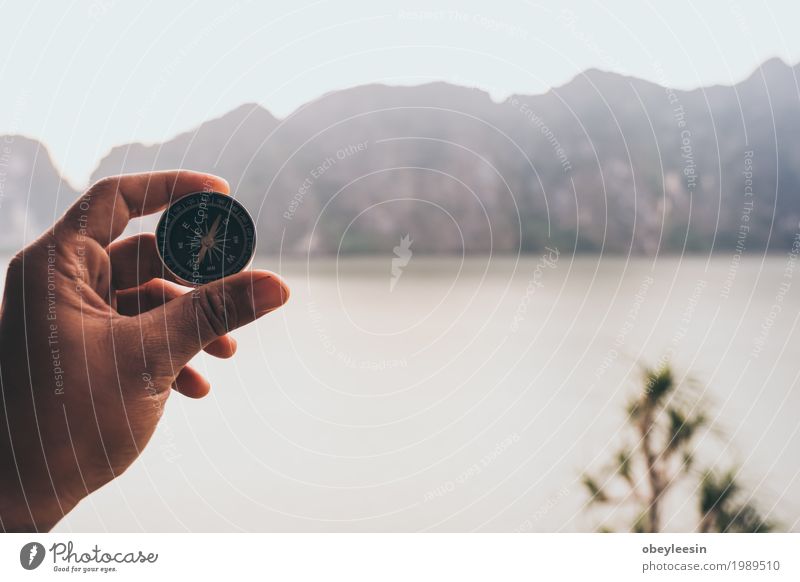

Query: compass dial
(155, 191), (256, 286)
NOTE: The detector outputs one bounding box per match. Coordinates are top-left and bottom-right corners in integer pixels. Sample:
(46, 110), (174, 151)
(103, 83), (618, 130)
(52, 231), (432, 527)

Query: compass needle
(208, 214), (222, 239)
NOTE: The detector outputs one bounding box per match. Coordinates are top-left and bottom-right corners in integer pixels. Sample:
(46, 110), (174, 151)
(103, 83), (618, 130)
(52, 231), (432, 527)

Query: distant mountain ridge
(4, 58), (800, 254)
(0, 135), (78, 250)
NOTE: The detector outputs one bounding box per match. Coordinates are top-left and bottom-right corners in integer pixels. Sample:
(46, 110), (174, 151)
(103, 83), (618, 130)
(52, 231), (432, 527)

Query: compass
(155, 191), (256, 286)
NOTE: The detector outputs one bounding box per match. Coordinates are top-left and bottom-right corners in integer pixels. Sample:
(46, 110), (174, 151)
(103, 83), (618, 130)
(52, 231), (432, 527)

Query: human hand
(0, 171), (289, 531)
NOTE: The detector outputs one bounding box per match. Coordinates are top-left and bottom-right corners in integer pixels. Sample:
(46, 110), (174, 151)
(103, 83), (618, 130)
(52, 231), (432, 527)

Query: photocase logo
(390, 234), (413, 291)
(19, 542), (45, 570)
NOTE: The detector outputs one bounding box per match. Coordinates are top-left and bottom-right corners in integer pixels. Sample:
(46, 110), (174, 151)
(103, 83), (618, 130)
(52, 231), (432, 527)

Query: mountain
(5, 59), (800, 254)
(0, 136), (78, 250)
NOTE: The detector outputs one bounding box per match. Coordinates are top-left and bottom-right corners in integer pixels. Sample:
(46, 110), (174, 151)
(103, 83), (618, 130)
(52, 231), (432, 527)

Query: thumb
(143, 270), (289, 370)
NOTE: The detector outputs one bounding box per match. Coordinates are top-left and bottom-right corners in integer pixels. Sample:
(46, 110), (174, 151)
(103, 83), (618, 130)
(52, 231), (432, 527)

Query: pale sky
(2, 0), (799, 187)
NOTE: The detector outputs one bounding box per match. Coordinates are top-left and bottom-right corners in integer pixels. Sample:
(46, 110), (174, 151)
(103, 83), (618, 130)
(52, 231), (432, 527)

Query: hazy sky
(2, 0), (799, 186)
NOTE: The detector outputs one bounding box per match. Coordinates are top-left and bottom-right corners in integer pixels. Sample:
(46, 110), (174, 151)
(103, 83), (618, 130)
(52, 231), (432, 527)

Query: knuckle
(5, 243), (47, 282)
(6, 251), (24, 277)
(89, 175), (118, 196)
(198, 285), (237, 337)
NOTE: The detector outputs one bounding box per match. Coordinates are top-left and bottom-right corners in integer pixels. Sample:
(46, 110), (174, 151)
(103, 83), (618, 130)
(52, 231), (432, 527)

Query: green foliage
(699, 469), (737, 514)
(582, 362), (774, 533)
(582, 475), (608, 504)
(616, 449), (634, 485)
(699, 470), (773, 533)
(666, 407), (705, 454)
(644, 365), (674, 404)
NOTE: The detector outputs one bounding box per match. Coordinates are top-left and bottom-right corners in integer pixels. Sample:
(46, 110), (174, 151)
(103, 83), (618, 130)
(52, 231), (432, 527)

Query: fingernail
(205, 175), (229, 194)
(252, 273), (290, 316)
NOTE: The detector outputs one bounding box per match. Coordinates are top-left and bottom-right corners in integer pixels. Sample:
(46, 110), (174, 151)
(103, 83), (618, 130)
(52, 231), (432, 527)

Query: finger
(116, 278), (186, 313)
(140, 270), (289, 369)
(207, 335), (237, 359)
(108, 233), (177, 289)
(56, 170), (230, 248)
(117, 279), (238, 358)
(173, 365), (211, 399)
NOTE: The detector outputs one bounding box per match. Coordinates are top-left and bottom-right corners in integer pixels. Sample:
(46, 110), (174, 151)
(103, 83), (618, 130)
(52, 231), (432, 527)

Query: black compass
(155, 191), (256, 286)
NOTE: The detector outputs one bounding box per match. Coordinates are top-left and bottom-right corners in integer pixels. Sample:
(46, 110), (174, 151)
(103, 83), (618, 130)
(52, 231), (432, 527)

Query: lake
(36, 254), (800, 532)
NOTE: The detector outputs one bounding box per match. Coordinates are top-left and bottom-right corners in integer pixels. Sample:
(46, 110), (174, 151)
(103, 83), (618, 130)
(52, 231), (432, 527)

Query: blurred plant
(697, 469), (773, 533)
(582, 364), (773, 532)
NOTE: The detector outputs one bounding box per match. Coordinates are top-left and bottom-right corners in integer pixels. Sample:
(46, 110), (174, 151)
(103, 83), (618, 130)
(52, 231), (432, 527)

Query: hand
(0, 171), (289, 532)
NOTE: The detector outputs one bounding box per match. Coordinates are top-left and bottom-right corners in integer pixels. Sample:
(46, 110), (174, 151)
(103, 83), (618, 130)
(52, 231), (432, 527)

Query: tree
(582, 363), (773, 532)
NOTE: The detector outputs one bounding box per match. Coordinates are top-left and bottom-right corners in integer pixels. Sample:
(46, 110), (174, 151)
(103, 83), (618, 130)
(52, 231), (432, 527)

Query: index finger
(55, 170), (230, 248)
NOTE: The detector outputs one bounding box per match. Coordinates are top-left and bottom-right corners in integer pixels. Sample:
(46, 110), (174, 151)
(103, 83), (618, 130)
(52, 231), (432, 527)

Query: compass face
(155, 191), (256, 286)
